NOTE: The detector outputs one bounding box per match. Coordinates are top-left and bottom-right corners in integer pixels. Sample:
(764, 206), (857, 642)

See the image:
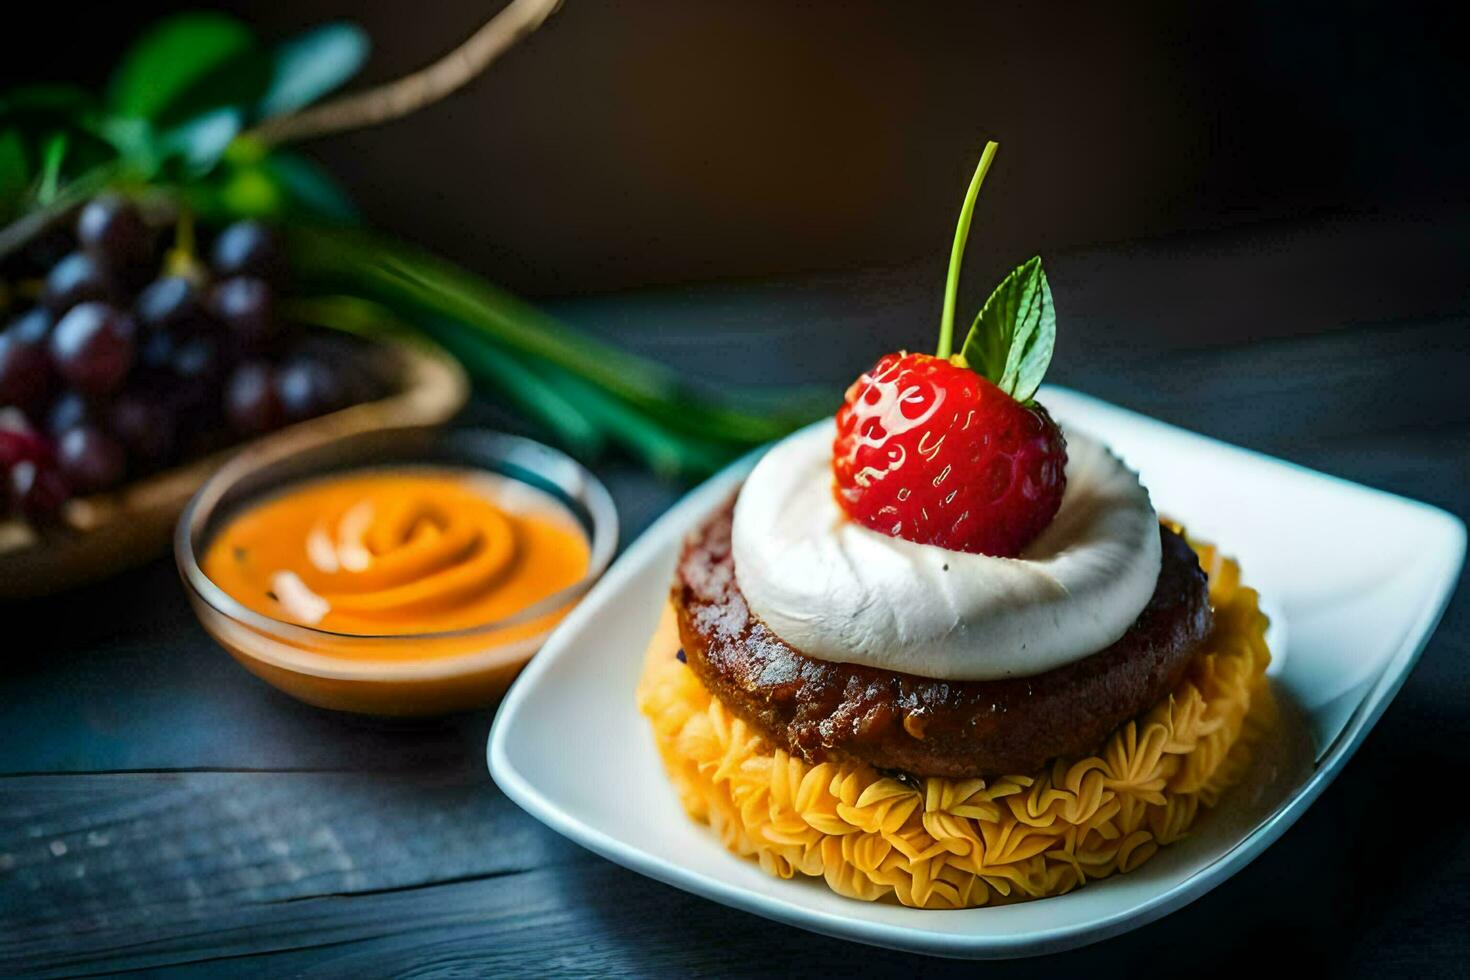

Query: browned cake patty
(672, 498), (1213, 778)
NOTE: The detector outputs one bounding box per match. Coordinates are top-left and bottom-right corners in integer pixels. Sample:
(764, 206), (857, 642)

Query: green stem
(533, 361), (738, 479)
(286, 293), (607, 460)
(937, 140), (999, 359)
(288, 225), (827, 444)
(0, 161), (118, 260)
(418, 321), (607, 460)
(36, 133), (68, 205)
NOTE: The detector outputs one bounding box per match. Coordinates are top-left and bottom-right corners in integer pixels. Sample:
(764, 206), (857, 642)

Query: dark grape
(77, 195), (153, 274)
(14, 227), (74, 280)
(9, 307), (51, 345)
(108, 391), (176, 466)
(168, 336), (225, 419)
(6, 458), (70, 519)
(135, 276), (206, 335)
(49, 303), (135, 396)
(211, 220), (282, 281)
(173, 334), (223, 379)
(139, 330), (177, 373)
(0, 309), (55, 409)
(296, 335), (386, 406)
(0, 412), (53, 468)
(45, 390), (94, 436)
(42, 251), (119, 314)
(275, 358), (346, 423)
(210, 277), (277, 351)
(56, 424), (126, 494)
(224, 361), (283, 436)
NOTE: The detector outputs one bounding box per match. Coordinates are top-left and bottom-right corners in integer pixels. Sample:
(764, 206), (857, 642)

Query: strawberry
(830, 141), (1069, 557)
(833, 352), (1066, 556)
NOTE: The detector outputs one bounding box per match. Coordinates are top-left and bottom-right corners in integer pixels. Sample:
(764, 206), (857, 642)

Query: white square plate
(488, 386), (1464, 958)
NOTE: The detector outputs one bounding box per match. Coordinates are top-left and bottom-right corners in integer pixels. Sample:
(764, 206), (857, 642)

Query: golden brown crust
(672, 497), (1213, 778)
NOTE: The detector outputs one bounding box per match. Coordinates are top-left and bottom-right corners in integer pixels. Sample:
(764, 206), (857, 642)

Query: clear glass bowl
(176, 427), (617, 716)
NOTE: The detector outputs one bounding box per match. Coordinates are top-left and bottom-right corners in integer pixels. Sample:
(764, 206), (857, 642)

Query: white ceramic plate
(488, 386), (1465, 958)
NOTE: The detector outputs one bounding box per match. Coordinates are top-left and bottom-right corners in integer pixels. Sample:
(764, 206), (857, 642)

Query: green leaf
(415, 319), (607, 461)
(36, 132), (68, 203)
(258, 23), (370, 119)
(219, 164), (286, 217)
(0, 130), (30, 210)
(159, 108), (242, 173)
(93, 116), (160, 174)
(108, 13), (258, 120)
(959, 256), (1056, 403)
(259, 150), (359, 221)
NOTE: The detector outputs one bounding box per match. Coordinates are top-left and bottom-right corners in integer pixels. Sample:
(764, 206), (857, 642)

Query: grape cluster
(0, 196), (384, 521)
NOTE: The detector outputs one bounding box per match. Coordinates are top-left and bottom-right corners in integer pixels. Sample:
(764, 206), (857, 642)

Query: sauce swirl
(203, 469), (589, 637)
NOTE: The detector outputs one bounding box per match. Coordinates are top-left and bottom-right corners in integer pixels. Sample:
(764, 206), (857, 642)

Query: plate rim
(488, 384), (1466, 958)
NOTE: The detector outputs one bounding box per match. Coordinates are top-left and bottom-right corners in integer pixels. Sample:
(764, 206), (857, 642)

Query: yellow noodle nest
(636, 539), (1274, 909)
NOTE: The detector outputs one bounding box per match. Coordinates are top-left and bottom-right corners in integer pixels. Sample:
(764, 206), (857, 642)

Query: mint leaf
(258, 23), (370, 120)
(959, 256), (1055, 403)
(107, 13), (258, 121)
(160, 108), (242, 174)
(260, 150), (360, 221)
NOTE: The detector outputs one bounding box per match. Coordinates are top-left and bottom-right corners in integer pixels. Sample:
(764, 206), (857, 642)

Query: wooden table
(4, 211), (1467, 977)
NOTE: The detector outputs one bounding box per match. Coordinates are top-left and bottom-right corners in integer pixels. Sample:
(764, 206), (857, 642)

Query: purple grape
(275, 358), (346, 423)
(135, 276), (206, 335)
(0, 309), (55, 409)
(56, 424), (126, 494)
(14, 227), (74, 279)
(77, 195), (153, 275)
(49, 303), (135, 396)
(107, 390), (176, 466)
(225, 361), (283, 436)
(171, 335), (223, 383)
(210, 277), (277, 351)
(168, 336), (225, 419)
(45, 390), (94, 436)
(211, 221), (282, 281)
(7, 458), (70, 518)
(139, 330), (176, 374)
(0, 412), (53, 468)
(42, 251), (119, 314)
(8, 307), (51, 344)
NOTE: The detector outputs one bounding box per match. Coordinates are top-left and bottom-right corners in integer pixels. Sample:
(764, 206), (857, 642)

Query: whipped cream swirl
(730, 421), (1162, 681)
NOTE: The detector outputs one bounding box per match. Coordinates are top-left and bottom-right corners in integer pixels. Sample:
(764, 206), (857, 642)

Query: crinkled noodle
(637, 537), (1274, 909)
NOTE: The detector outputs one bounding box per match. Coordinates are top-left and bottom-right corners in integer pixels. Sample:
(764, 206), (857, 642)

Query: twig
(249, 0), (563, 147)
(0, 163), (116, 261)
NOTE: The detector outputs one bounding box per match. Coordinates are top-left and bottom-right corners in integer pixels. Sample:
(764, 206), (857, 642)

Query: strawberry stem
(937, 140), (999, 360)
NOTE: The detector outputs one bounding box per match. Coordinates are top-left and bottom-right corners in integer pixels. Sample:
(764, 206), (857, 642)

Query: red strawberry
(832, 352), (1067, 557)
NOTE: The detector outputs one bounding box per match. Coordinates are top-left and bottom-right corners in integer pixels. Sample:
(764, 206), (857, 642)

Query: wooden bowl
(0, 337), (467, 599)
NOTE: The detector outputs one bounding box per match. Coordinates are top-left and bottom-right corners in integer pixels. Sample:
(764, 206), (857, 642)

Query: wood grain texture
(1, 210), (1466, 976)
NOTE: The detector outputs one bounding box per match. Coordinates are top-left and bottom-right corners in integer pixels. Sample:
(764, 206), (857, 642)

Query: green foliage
(933, 144), (1056, 404)
(289, 226), (826, 477)
(106, 13), (257, 121)
(1, 9), (824, 479)
(960, 257), (1056, 404)
(258, 23), (370, 118)
(0, 12), (363, 220)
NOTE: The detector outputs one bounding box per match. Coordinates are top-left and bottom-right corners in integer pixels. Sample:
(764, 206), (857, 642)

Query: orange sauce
(202, 469), (590, 638)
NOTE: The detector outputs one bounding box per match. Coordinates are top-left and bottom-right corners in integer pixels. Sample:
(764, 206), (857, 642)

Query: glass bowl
(176, 427), (617, 716)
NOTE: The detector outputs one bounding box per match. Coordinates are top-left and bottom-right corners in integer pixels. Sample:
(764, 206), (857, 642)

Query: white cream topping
(730, 421), (1162, 680)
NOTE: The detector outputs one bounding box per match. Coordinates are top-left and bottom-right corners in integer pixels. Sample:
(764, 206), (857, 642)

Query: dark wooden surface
(3, 209), (1468, 978)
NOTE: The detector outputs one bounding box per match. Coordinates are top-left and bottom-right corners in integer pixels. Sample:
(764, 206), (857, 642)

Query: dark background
(5, 0), (1468, 300)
